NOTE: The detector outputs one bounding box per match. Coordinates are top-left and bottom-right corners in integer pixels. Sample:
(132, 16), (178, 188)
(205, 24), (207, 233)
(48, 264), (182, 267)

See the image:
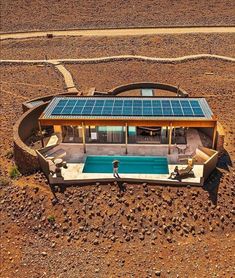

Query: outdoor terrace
(37, 128), (217, 186)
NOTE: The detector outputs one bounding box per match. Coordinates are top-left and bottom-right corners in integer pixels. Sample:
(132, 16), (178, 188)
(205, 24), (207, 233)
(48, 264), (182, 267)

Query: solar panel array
(50, 98), (206, 117)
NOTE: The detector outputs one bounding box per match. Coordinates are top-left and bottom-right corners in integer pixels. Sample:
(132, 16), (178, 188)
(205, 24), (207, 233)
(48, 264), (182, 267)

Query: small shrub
(9, 165), (21, 179)
(47, 215), (55, 223)
(0, 177), (10, 186)
(5, 150), (13, 159)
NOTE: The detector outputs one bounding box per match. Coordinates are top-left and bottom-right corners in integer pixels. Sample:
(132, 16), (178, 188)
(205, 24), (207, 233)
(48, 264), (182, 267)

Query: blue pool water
(83, 156), (169, 174)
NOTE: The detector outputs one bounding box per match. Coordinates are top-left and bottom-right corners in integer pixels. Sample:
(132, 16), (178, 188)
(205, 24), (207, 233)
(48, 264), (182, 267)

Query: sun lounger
(44, 148), (66, 161)
(177, 165), (195, 178)
(169, 164), (195, 181)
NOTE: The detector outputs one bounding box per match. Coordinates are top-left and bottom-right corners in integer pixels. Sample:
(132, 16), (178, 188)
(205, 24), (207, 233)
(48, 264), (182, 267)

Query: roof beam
(39, 118), (216, 128)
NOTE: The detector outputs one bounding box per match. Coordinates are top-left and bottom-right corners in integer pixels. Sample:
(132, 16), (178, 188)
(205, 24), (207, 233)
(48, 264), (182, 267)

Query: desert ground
(1, 33), (235, 60)
(1, 1), (235, 277)
(2, 0), (235, 32)
(1, 58), (235, 277)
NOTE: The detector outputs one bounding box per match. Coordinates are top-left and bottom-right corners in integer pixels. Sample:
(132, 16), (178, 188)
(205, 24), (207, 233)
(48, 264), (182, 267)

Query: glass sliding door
(128, 126), (137, 143)
(62, 126), (83, 143)
(85, 126), (125, 143)
(99, 126), (124, 143)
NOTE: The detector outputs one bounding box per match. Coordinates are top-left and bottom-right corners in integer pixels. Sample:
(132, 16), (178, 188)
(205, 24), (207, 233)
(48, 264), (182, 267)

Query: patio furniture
(48, 157), (68, 178)
(169, 159), (195, 181)
(176, 144), (188, 154)
(62, 161), (68, 168)
(44, 148), (66, 161)
(178, 165), (194, 177)
(46, 133), (62, 147)
(54, 158), (63, 167)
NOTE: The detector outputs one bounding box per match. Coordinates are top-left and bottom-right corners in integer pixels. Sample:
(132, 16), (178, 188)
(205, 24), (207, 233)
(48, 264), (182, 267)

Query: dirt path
(1, 54), (235, 65)
(1, 26), (235, 40)
(49, 61), (79, 93)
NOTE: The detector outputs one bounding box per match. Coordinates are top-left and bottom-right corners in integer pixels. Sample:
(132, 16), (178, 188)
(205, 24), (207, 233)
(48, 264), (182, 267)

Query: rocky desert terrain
(1, 33), (235, 60)
(2, 0), (235, 32)
(1, 1), (235, 277)
(1, 58), (235, 277)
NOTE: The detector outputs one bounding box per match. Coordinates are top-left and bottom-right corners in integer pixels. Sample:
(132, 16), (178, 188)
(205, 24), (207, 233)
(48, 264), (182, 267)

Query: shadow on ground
(203, 150), (232, 206)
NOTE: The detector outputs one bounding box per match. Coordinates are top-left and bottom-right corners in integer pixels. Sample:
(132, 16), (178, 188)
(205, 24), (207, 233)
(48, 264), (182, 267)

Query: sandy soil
(0, 64), (64, 155)
(1, 0), (235, 32)
(1, 33), (235, 60)
(0, 59), (235, 277)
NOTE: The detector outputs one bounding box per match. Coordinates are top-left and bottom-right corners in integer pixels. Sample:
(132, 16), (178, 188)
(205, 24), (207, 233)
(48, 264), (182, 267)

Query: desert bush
(5, 149), (13, 159)
(47, 215), (55, 223)
(9, 165), (21, 179)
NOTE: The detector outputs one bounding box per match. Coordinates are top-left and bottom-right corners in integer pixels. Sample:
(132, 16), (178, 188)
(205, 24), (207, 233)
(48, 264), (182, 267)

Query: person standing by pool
(112, 160), (120, 178)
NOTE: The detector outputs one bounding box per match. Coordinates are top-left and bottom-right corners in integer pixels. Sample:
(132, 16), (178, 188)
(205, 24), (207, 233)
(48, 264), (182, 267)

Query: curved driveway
(1, 26), (235, 40)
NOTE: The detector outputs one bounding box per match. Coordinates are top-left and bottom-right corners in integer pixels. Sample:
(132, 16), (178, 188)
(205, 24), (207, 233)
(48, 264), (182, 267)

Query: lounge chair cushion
(178, 165), (193, 176)
(45, 148), (66, 160)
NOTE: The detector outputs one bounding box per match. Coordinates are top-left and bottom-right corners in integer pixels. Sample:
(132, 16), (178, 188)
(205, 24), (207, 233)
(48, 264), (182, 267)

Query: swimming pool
(82, 156), (169, 174)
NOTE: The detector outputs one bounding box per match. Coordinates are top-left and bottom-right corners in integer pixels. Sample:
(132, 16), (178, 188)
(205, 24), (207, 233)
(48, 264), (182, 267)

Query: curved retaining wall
(13, 103), (49, 174)
(109, 82), (188, 97)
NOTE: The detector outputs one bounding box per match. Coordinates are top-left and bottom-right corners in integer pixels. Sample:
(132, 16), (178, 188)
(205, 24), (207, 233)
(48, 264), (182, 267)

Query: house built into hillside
(39, 96), (217, 155)
(14, 82), (223, 185)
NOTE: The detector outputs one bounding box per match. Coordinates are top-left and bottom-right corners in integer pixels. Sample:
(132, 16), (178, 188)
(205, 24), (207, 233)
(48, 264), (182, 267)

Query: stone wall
(109, 82), (188, 97)
(13, 141), (39, 175)
(13, 103), (48, 174)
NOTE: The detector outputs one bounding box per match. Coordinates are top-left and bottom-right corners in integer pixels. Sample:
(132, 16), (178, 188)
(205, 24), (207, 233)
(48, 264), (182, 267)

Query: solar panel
(50, 97), (210, 118)
(57, 99), (68, 106)
(76, 99), (86, 106)
(67, 99), (77, 106)
(114, 99), (123, 106)
(162, 107), (173, 116)
(182, 107), (194, 116)
(162, 100), (171, 107)
(181, 100), (191, 108)
(172, 107), (183, 115)
(192, 107), (204, 116)
(171, 100), (180, 107)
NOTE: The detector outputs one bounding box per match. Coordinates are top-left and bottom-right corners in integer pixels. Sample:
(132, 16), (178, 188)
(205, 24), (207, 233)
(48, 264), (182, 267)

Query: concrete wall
(216, 122), (225, 154)
(198, 146), (218, 180)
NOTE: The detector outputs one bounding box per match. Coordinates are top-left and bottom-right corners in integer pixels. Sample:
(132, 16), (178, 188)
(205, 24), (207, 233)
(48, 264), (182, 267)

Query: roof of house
(40, 96), (214, 122)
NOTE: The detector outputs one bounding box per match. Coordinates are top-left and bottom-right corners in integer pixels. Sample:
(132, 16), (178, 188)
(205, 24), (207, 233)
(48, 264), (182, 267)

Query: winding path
(1, 54), (234, 64)
(49, 61), (79, 93)
(1, 54), (234, 93)
(1, 26), (235, 40)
